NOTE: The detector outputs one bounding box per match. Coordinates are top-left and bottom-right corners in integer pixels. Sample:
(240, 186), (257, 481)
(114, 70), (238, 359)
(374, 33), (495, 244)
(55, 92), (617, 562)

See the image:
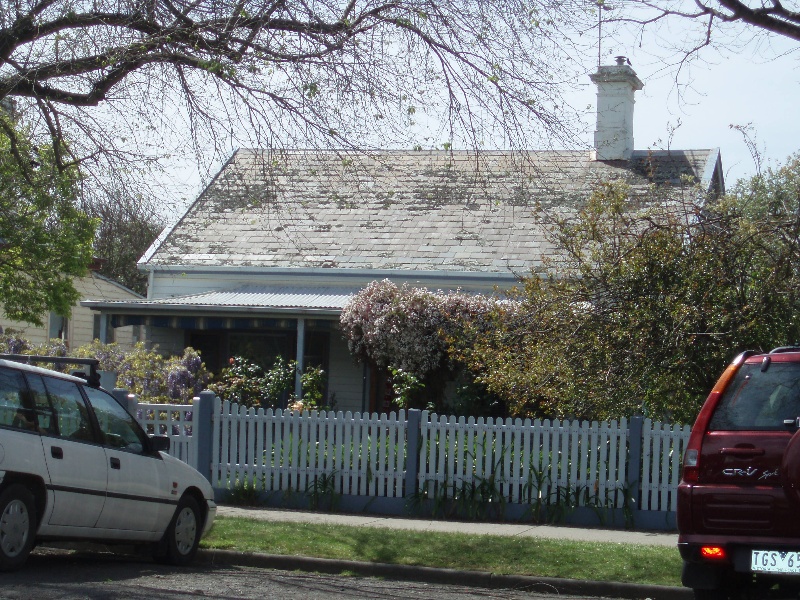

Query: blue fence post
(194, 390), (215, 483)
(404, 409), (422, 500)
(113, 388), (137, 416)
(627, 415), (644, 515)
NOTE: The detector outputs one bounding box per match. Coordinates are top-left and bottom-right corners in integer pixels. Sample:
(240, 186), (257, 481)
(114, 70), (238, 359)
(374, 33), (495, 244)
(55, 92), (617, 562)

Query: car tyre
(155, 495), (202, 566)
(692, 589), (728, 600)
(0, 484), (36, 571)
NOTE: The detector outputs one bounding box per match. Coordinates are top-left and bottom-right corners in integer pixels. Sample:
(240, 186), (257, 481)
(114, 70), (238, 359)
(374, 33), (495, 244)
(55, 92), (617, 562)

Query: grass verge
(201, 516), (682, 587)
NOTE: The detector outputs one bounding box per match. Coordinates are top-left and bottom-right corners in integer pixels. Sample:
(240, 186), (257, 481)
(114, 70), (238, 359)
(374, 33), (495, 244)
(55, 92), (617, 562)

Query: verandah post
(195, 390), (216, 483)
(404, 408), (422, 499)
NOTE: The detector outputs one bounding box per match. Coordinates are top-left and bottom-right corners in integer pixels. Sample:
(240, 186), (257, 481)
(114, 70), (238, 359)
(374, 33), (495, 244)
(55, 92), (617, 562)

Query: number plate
(751, 550), (800, 574)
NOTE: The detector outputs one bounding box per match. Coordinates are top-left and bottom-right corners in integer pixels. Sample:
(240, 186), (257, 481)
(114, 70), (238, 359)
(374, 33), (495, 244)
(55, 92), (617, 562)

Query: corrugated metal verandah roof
(82, 285), (357, 315)
(146, 285), (355, 310)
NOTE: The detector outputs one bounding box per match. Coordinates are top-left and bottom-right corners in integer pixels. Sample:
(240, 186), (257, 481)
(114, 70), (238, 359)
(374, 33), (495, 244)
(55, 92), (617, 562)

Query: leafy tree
(0, 115), (95, 325)
(728, 152), (800, 219)
(387, 366), (424, 411)
(288, 366), (328, 412)
(454, 171), (800, 424)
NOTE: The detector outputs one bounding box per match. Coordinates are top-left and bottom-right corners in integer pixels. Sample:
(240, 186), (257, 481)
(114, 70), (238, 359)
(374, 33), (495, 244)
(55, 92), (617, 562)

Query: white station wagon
(0, 355), (216, 570)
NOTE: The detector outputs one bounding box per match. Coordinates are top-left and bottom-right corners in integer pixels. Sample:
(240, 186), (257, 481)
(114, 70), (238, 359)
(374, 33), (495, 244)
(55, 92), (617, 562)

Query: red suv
(679, 348), (800, 599)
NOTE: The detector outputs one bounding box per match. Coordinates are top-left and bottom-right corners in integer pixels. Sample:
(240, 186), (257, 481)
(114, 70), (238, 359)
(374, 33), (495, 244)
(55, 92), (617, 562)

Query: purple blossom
(340, 279), (500, 379)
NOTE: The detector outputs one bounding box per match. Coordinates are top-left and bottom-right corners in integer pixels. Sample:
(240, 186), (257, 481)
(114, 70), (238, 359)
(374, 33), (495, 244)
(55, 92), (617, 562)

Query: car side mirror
(149, 435), (170, 454)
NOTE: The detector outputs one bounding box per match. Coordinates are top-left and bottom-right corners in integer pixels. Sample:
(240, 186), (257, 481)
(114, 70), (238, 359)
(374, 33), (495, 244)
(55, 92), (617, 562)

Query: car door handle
(51, 446), (63, 459)
(720, 447), (765, 457)
(109, 457), (121, 470)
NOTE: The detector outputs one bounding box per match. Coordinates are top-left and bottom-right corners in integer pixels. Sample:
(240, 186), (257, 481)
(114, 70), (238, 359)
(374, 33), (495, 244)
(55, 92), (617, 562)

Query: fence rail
(131, 395), (690, 522)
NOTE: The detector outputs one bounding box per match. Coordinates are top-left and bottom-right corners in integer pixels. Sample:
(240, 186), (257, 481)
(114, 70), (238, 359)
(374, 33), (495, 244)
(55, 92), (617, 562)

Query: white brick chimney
(590, 56), (643, 161)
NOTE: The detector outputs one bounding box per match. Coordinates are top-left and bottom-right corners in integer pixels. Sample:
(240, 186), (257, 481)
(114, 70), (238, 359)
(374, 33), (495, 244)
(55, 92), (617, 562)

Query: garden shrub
(210, 355), (295, 409)
(212, 356), (329, 411)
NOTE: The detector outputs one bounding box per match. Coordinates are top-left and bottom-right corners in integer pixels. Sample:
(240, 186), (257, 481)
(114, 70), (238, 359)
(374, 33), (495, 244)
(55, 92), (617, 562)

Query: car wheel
(155, 495), (202, 566)
(0, 484), (36, 571)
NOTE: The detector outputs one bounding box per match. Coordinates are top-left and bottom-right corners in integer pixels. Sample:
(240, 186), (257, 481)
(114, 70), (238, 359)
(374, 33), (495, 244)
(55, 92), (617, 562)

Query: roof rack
(769, 347), (800, 355)
(0, 354), (101, 387)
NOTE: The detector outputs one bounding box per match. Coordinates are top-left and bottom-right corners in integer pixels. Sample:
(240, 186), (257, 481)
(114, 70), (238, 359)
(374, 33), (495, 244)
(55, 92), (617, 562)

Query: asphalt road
(0, 548), (600, 600)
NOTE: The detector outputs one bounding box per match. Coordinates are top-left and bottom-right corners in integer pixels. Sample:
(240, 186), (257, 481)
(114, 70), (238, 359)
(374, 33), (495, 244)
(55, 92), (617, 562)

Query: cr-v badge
(722, 467), (759, 477)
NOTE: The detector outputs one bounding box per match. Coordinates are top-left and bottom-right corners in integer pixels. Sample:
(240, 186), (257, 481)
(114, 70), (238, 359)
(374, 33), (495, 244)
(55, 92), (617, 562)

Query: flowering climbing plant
(339, 279), (499, 382)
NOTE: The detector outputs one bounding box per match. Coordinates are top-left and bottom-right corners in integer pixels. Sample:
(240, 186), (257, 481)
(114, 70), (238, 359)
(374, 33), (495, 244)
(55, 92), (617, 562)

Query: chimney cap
(589, 61), (643, 91)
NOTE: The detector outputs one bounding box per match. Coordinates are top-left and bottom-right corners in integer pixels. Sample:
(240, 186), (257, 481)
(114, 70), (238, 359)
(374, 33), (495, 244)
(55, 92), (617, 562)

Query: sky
(570, 9), (800, 188)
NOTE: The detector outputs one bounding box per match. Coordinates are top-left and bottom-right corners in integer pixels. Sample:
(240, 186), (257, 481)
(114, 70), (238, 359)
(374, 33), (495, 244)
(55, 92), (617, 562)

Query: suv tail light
(700, 546), (727, 561)
(682, 351), (753, 483)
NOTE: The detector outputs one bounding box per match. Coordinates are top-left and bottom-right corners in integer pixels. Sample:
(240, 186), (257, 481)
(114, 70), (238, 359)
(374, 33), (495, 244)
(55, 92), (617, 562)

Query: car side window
(84, 387), (148, 454)
(43, 376), (96, 442)
(0, 367), (38, 433)
(24, 374), (58, 435)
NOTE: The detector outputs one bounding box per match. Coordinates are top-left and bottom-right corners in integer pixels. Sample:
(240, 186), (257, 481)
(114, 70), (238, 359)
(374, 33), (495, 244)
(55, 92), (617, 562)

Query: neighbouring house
(1, 262), (144, 350)
(83, 58), (725, 413)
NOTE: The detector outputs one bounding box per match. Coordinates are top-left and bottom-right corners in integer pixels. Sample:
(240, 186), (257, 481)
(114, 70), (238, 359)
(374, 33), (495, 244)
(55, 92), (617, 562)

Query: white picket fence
(210, 400), (407, 497)
(419, 415), (629, 508)
(146, 398), (688, 514)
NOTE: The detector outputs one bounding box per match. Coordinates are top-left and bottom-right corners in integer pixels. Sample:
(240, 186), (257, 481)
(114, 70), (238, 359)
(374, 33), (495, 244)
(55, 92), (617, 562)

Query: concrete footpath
(198, 506), (689, 600)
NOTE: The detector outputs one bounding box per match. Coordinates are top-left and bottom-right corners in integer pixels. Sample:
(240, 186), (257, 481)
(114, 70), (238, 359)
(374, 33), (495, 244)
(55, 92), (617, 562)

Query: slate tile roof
(144, 148), (722, 276)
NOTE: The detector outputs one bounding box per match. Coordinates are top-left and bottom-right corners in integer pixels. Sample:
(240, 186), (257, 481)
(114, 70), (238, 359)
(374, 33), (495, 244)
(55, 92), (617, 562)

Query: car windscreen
(709, 362), (800, 431)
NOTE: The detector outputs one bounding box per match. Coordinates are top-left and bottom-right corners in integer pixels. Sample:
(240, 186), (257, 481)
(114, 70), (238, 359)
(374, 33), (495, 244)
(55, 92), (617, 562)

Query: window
(84, 387), (147, 454)
(48, 313), (68, 341)
(43, 376), (95, 442)
(0, 367), (36, 432)
(710, 363), (800, 431)
(92, 314), (116, 343)
(24, 374), (57, 435)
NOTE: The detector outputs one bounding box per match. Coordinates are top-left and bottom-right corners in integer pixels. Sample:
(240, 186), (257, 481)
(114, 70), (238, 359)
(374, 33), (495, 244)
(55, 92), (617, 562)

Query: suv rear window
(710, 362), (800, 431)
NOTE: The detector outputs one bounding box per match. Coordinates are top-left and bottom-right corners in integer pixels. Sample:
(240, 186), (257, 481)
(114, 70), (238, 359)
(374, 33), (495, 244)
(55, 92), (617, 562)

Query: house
(82, 58), (724, 413)
(1, 264), (143, 350)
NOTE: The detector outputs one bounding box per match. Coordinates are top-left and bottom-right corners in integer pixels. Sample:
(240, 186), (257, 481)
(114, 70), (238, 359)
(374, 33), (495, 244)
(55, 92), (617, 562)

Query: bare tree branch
(0, 0), (595, 194)
(614, 1), (800, 44)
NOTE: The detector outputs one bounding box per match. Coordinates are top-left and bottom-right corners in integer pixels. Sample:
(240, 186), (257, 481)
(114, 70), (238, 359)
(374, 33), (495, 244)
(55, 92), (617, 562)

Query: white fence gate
(136, 402), (197, 467)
